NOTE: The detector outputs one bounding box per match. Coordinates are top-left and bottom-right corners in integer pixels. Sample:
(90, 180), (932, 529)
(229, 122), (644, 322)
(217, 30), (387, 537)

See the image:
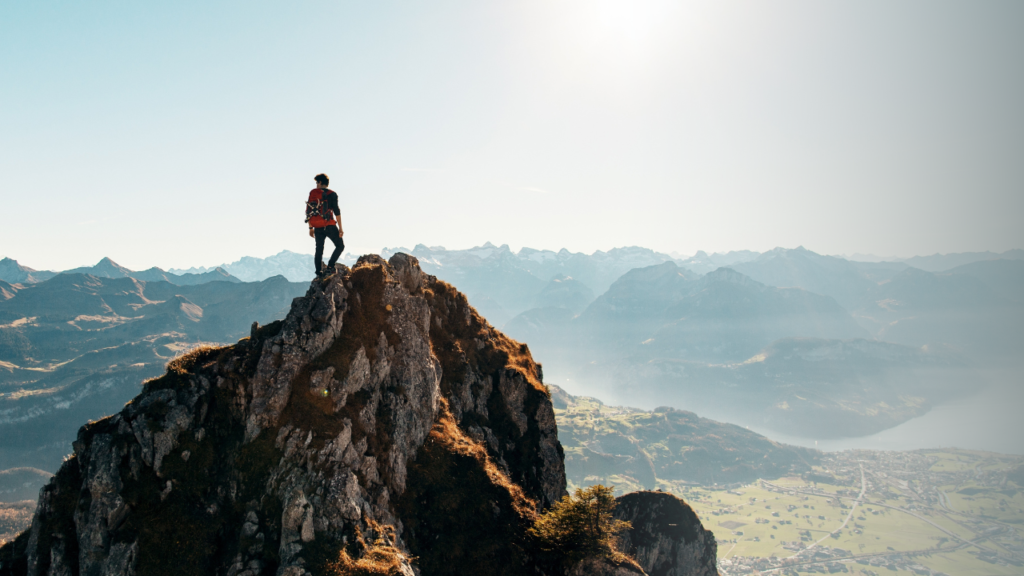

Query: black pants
(314, 225), (344, 274)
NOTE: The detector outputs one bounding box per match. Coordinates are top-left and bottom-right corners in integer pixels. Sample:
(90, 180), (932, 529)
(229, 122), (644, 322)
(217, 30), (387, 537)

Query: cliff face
(614, 492), (718, 576)
(0, 254), (565, 576)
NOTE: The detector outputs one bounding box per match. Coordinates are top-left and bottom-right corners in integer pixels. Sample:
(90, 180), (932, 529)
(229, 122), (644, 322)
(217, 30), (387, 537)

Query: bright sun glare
(594, 0), (665, 42)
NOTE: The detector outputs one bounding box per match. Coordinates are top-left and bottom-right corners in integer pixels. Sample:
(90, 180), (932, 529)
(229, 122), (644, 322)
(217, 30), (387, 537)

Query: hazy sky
(2, 1), (1022, 271)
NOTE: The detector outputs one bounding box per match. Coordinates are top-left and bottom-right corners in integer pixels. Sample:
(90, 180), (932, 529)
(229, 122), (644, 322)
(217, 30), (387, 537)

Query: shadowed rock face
(0, 254), (566, 576)
(570, 557), (647, 576)
(614, 492), (719, 576)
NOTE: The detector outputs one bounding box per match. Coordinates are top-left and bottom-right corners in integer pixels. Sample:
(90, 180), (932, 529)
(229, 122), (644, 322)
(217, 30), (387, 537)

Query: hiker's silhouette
(305, 173), (344, 277)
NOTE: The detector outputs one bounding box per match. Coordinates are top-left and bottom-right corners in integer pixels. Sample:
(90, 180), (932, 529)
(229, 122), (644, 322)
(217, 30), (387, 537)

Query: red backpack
(305, 189), (336, 228)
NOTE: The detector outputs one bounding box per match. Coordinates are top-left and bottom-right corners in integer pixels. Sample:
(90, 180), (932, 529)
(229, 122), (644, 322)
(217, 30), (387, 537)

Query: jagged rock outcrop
(0, 254), (566, 576)
(613, 492), (718, 576)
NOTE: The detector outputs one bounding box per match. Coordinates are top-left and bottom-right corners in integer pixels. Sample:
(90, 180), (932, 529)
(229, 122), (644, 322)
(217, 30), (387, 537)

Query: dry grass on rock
(324, 521), (412, 576)
(422, 279), (547, 397)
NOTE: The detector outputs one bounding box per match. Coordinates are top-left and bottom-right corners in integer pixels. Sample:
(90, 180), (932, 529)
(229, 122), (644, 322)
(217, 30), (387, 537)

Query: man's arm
(330, 192), (343, 235)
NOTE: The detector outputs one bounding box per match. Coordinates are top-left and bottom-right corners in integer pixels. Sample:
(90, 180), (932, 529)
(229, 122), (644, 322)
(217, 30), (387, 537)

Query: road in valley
(781, 464), (866, 561)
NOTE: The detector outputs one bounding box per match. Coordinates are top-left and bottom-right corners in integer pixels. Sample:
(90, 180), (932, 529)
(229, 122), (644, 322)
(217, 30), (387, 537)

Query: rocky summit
(0, 254), (718, 576)
(613, 492), (717, 576)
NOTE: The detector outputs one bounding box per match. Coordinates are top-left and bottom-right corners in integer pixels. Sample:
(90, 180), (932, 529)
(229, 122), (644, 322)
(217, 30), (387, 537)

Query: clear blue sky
(2, 1), (1022, 271)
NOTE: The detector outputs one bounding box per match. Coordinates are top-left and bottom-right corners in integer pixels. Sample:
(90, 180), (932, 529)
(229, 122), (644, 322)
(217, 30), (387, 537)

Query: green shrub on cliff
(530, 484), (632, 568)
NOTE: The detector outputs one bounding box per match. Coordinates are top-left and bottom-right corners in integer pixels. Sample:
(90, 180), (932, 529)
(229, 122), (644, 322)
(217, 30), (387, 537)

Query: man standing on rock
(305, 173), (344, 278)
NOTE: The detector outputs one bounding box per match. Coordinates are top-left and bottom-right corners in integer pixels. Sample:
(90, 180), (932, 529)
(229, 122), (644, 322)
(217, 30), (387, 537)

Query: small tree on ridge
(529, 484), (632, 568)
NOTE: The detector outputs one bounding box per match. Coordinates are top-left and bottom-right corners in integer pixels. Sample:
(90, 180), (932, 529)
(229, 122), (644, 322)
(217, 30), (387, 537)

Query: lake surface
(561, 366), (1024, 456)
(749, 379), (1024, 455)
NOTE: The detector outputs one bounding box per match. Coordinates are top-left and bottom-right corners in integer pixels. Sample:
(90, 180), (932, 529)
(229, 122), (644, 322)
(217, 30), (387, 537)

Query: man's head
(314, 173), (329, 189)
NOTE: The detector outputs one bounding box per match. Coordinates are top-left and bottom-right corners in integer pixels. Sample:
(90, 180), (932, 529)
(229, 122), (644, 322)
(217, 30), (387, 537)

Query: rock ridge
(0, 253), (566, 576)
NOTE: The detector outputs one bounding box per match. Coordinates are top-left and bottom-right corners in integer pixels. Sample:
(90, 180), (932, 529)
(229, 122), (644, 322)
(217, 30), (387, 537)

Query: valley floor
(667, 449), (1024, 576)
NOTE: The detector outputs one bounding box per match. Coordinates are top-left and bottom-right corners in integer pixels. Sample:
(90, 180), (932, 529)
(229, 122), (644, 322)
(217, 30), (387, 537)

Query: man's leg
(314, 227), (328, 275)
(325, 225), (345, 270)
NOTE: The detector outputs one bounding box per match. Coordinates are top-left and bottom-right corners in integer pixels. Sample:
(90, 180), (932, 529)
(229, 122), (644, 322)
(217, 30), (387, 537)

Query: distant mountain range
(501, 255), (995, 437)
(2, 243), (1021, 467)
(492, 246), (1021, 439)
(672, 249), (762, 275)
(9, 245), (1021, 287)
(0, 257), (240, 286)
(381, 243), (680, 325)
(189, 243), (1020, 329)
(669, 247), (1024, 359)
(576, 263), (868, 362)
(847, 248), (1024, 272)
(0, 259), (55, 284)
(166, 243), (747, 323)
(169, 249), (356, 282)
(729, 247), (882, 309)
(0, 271), (307, 471)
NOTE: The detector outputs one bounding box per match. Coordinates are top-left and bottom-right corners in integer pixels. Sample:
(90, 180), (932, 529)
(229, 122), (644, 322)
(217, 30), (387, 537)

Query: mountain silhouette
(0, 259), (55, 285)
(59, 257), (242, 286)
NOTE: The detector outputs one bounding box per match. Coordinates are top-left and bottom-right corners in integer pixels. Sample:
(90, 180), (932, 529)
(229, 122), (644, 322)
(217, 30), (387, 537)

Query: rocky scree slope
(0, 254), (569, 576)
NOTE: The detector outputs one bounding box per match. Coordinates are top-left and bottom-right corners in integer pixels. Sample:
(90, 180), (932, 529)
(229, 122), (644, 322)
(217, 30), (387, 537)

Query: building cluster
(719, 545), (957, 576)
(718, 545), (853, 575)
